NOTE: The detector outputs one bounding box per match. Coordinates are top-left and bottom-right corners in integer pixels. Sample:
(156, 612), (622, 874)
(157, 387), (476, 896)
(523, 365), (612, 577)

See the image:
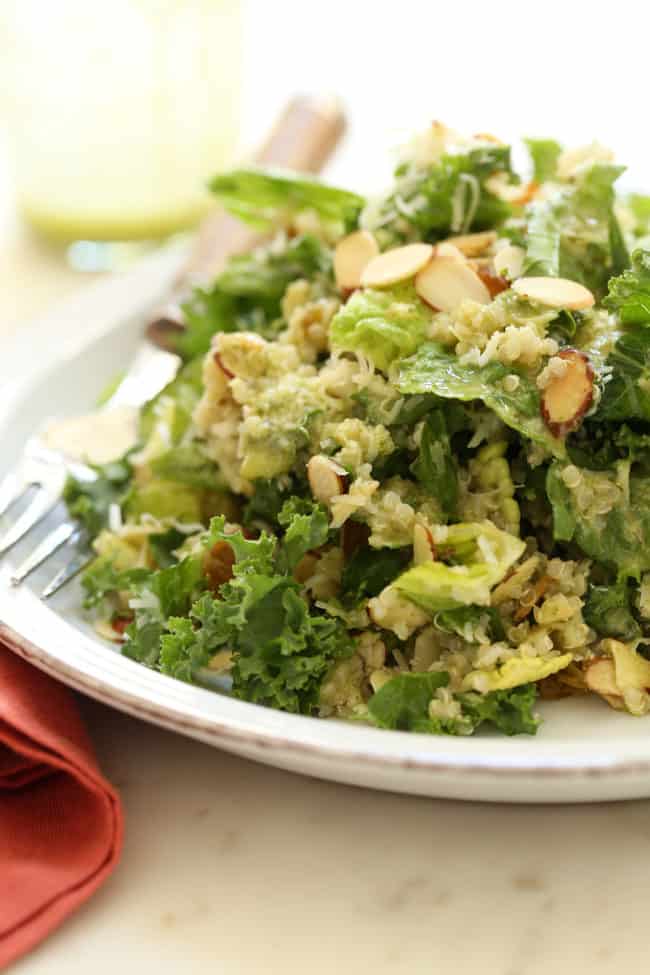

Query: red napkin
(0, 648), (123, 969)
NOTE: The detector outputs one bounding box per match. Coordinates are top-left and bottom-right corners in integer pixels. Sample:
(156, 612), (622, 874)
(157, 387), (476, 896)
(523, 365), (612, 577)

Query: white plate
(2, 254), (650, 804)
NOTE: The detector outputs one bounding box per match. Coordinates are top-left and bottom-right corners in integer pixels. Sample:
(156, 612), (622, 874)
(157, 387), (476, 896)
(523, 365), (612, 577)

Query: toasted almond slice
(512, 276), (595, 310)
(413, 524), (436, 565)
(444, 230), (497, 258)
(341, 520), (371, 560)
(360, 242), (433, 288)
(584, 658), (622, 706)
(434, 241), (467, 261)
(307, 455), (349, 505)
(334, 230), (380, 290)
(541, 349), (594, 437)
(415, 255), (491, 311)
(474, 265), (509, 299)
(493, 244), (525, 281)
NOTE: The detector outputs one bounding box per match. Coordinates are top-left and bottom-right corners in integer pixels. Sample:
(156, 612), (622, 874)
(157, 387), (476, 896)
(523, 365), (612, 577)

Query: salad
(65, 122), (650, 737)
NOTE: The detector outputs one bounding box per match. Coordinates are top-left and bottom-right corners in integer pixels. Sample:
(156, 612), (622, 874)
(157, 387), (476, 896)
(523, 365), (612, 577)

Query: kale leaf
(340, 546), (411, 607)
(176, 234), (333, 360)
(603, 248), (650, 325)
(583, 580), (641, 640)
(276, 498), (329, 572)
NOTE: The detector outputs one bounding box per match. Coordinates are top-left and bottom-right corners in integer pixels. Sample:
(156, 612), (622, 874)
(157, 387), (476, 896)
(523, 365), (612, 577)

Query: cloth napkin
(0, 647), (123, 969)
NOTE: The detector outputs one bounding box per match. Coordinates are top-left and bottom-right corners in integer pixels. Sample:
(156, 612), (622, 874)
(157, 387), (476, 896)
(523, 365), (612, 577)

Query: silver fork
(0, 343), (180, 596)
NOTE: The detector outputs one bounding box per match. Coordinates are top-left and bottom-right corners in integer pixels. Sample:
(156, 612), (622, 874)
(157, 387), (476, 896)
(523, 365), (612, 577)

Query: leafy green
(125, 480), (203, 523)
(243, 478), (295, 528)
(154, 519), (354, 713)
(567, 421), (650, 471)
(396, 342), (564, 455)
(603, 248), (650, 325)
(394, 522), (525, 612)
(123, 552), (209, 666)
(147, 527), (188, 568)
(458, 685), (539, 736)
(434, 605), (506, 642)
(150, 444), (222, 490)
(596, 329), (650, 422)
(340, 546), (411, 606)
(81, 558), (150, 609)
(583, 580), (641, 639)
(368, 672), (450, 731)
(330, 284), (431, 372)
(209, 167), (364, 230)
(63, 457), (132, 537)
(177, 234), (333, 360)
(547, 462), (650, 578)
(368, 672), (538, 735)
(524, 138), (562, 182)
(365, 144), (515, 246)
(276, 498), (329, 572)
(524, 163), (628, 295)
(411, 408), (458, 517)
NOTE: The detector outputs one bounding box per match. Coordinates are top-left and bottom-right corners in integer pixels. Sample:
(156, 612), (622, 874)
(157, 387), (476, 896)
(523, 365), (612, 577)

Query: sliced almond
(541, 349), (594, 438)
(360, 243), (433, 288)
(493, 244), (525, 281)
(334, 230), (379, 290)
(213, 351), (235, 379)
(307, 455), (349, 505)
(203, 541), (236, 592)
(512, 276), (595, 310)
(413, 524), (436, 565)
(585, 658), (619, 696)
(434, 241), (467, 261)
(443, 230), (497, 258)
(474, 265), (509, 299)
(415, 255), (491, 311)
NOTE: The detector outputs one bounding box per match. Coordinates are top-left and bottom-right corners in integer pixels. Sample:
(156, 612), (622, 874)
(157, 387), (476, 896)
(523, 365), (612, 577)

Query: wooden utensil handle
(147, 96), (346, 346)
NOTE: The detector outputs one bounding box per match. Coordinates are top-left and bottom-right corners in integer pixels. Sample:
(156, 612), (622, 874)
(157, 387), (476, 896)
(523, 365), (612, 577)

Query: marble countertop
(0, 136), (645, 975)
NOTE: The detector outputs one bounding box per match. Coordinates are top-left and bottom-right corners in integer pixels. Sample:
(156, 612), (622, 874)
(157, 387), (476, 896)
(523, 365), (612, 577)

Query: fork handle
(147, 96), (346, 346)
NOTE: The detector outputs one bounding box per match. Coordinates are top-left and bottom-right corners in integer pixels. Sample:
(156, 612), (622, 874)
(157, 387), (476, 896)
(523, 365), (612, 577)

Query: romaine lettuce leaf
(330, 284), (431, 372)
(393, 522), (525, 611)
(524, 163), (628, 296)
(209, 167), (364, 229)
(396, 342), (565, 456)
(524, 138), (562, 183)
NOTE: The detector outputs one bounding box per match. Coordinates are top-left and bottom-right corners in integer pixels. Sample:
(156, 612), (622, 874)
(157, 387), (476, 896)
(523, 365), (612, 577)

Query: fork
(2, 342), (181, 593)
(0, 96), (346, 598)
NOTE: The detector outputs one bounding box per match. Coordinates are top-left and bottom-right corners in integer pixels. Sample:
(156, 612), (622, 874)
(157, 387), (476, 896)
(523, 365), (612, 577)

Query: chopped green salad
(66, 122), (650, 735)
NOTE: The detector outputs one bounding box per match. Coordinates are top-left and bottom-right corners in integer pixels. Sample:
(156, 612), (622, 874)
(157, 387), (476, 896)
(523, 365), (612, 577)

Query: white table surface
(3, 3), (650, 964)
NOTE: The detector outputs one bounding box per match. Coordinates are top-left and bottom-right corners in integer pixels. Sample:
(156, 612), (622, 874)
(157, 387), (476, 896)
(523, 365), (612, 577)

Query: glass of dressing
(3, 0), (241, 268)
